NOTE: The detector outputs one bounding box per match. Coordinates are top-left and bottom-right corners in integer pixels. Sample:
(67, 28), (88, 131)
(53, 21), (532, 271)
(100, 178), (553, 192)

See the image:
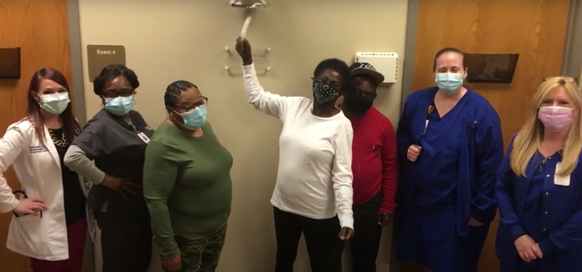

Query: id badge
(137, 132), (150, 144)
(554, 162), (570, 186)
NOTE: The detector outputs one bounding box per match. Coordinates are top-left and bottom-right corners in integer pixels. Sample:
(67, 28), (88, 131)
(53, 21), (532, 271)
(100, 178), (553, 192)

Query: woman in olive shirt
(143, 80), (233, 272)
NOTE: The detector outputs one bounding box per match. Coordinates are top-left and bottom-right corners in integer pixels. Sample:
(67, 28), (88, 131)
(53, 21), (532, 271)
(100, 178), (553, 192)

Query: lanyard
(126, 119), (139, 134)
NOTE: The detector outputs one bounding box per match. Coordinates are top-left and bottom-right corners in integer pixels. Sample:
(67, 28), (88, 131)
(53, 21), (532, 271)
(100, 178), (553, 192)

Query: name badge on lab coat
(554, 162), (570, 186)
(137, 132), (150, 143)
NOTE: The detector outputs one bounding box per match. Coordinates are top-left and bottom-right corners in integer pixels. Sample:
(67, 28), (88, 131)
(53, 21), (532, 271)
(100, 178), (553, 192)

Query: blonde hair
(510, 77), (582, 177)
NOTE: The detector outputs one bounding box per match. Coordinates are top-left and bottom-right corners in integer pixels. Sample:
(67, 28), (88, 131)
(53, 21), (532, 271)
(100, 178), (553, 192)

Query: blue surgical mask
(39, 92), (70, 115)
(104, 96), (135, 116)
(435, 73), (464, 94)
(313, 81), (340, 104)
(180, 106), (207, 130)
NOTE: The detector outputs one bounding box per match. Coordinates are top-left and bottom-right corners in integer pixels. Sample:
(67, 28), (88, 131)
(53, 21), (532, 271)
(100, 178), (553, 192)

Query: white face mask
(39, 92), (70, 115)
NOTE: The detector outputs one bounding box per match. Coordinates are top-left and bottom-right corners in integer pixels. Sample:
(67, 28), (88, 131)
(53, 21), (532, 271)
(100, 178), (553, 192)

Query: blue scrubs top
(416, 96), (469, 208)
(496, 144), (582, 272)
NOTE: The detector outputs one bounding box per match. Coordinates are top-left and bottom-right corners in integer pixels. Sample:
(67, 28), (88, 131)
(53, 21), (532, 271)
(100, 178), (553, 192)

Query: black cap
(349, 62), (385, 86)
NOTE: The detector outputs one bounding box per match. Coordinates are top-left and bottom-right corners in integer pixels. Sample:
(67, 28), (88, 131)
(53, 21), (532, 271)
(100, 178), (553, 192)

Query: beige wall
(78, 0), (408, 271)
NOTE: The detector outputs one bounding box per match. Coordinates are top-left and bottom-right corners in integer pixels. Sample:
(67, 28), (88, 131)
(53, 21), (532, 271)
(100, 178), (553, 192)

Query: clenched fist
(407, 144), (422, 162)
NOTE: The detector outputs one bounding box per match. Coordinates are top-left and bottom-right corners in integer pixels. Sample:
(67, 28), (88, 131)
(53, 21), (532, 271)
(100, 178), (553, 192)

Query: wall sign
(0, 47), (21, 79)
(87, 45), (126, 82)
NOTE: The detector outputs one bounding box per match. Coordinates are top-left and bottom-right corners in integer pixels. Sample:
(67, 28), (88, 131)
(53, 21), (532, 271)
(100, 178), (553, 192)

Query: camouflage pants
(166, 226), (227, 272)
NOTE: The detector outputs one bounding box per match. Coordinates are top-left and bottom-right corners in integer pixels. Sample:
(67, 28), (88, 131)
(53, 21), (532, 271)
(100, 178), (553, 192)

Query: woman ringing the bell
(235, 38), (354, 272)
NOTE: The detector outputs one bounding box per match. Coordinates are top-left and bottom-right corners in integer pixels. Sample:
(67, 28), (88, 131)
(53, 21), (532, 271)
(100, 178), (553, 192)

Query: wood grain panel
(405, 0), (570, 271)
(0, 0), (71, 271)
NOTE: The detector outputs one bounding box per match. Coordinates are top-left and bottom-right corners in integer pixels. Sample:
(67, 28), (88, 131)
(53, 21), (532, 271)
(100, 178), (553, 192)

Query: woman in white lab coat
(0, 68), (94, 272)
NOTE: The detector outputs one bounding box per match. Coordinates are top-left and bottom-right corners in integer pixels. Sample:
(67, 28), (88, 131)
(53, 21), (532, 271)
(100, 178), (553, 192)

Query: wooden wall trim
(391, 1), (419, 272)
(66, 3), (93, 272)
(562, 0), (582, 78)
(67, 0), (87, 125)
(399, 0), (420, 114)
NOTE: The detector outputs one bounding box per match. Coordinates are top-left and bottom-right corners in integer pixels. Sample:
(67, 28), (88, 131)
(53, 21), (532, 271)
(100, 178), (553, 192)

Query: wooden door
(401, 0), (571, 271)
(0, 0), (72, 271)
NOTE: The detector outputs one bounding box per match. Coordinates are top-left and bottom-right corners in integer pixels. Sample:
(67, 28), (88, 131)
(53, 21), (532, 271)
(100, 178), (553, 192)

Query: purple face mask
(538, 106), (573, 132)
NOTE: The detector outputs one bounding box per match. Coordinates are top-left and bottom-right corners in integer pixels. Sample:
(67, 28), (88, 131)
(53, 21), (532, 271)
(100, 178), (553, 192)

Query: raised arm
(0, 126), (27, 213)
(237, 38), (302, 119)
(143, 141), (180, 259)
(331, 123), (354, 230)
(242, 64), (301, 119)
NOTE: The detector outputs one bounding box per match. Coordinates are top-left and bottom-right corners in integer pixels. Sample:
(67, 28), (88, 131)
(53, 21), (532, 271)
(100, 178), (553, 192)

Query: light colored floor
(90, 224), (394, 272)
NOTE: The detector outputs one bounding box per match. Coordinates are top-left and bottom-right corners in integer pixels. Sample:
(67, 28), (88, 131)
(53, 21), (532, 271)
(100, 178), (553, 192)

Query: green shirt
(143, 121), (233, 258)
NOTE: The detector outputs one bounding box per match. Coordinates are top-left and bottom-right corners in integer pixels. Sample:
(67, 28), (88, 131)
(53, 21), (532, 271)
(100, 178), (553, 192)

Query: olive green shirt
(143, 121), (233, 258)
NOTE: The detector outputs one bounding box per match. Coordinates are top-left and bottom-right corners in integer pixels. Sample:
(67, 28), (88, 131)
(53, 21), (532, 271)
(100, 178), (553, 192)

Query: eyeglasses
(177, 97), (209, 113)
(102, 88), (135, 98)
(543, 76), (578, 85)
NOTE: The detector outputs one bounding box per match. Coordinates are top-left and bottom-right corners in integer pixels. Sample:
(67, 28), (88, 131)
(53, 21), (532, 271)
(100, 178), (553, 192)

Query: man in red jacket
(340, 62), (398, 272)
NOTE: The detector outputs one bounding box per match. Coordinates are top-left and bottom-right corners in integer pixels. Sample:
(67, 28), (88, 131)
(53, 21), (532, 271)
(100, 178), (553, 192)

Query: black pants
(274, 207), (343, 272)
(350, 192), (383, 272)
(95, 211), (152, 272)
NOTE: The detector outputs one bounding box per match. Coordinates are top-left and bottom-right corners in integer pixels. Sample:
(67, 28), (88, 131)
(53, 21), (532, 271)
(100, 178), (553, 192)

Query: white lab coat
(0, 119), (96, 261)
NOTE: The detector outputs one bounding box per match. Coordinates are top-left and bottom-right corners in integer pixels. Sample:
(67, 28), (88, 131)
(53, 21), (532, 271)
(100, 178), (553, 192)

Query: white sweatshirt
(242, 64), (354, 229)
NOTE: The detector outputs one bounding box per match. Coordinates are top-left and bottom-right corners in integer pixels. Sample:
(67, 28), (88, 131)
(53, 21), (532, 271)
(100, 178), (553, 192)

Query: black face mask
(345, 91), (375, 114)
